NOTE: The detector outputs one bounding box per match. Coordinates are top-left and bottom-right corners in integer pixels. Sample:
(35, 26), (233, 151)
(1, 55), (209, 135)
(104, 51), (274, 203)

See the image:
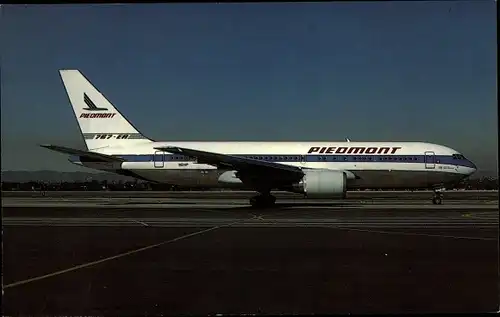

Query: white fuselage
(70, 141), (477, 190)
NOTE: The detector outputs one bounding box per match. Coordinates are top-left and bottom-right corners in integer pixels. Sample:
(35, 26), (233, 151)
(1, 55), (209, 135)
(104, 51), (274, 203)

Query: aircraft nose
(469, 160), (477, 174)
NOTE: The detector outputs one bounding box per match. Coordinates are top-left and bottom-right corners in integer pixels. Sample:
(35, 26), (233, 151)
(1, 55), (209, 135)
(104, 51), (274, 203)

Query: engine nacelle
(293, 170), (347, 199)
(218, 170), (243, 184)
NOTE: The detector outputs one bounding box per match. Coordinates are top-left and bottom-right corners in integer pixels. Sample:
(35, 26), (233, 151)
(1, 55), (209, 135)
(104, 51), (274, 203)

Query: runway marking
(129, 219), (149, 227)
(3, 219), (245, 290)
(461, 211), (499, 221)
(249, 213), (265, 221)
(3, 214), (497, 229)
(244, 211), (498, 241)
(327, 227), (497, 241)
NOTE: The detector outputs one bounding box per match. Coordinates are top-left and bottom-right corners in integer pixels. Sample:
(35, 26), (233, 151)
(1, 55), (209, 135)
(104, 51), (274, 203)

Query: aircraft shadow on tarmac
(219, 202), (366, 211)
(119, 201), (197, 205)
(115, 201), (364, 209)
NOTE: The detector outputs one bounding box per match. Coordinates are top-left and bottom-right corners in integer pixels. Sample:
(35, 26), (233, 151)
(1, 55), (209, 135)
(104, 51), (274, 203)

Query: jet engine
(291, 169), (347, 199)
(218, 170), (242, 184)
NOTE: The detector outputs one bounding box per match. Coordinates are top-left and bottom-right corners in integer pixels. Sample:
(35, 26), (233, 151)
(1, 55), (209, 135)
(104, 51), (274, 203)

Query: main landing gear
(432, 188), (444, 205)
(249, 193), (276, 208)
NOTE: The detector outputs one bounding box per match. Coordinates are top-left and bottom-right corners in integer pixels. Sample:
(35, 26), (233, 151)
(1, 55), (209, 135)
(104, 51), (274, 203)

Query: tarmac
(3, 189), (498, 200)
(2, 192), (499, 315)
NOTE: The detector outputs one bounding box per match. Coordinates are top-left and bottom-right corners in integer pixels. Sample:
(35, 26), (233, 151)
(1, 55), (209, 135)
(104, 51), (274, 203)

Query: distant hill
(1, 170), (137, 183)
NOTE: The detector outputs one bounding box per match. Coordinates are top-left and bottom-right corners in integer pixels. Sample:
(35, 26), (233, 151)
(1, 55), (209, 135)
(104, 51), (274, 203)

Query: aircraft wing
(154, 146), (305, 181)
(40, 144), (125, 163)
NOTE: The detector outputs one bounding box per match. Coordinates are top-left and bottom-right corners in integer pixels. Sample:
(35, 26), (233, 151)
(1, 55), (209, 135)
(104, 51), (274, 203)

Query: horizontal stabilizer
(40, 144), (125, 163)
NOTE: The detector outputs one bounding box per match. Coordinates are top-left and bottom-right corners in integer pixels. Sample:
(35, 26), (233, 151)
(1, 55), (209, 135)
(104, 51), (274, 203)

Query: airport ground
(2, 191), (499, 315)
(2, 189), (499, 199)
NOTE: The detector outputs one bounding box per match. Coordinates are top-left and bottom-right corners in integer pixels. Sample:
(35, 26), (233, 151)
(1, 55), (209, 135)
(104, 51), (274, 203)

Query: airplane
(41, 69), (477, 207)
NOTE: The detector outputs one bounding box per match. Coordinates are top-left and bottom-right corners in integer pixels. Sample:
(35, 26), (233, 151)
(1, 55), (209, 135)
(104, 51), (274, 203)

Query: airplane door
(424, 151), (435, 169)
(154, 151), (165, 168)
(300, 155), (306, 165)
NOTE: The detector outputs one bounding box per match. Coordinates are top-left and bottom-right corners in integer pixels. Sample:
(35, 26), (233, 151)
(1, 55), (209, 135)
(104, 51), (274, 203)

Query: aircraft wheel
(432, 197), (442, 205)
(250, 194), (276, 208)
(250, 197), (259, 207)
(432, 187), (444, 205)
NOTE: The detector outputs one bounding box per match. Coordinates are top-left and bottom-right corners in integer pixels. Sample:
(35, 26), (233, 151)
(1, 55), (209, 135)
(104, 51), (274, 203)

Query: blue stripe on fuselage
(91, 154), (475, 169)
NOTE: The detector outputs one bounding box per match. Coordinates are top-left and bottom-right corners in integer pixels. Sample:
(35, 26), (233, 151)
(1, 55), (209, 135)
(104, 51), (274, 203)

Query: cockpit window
(452, 154), (466, 160)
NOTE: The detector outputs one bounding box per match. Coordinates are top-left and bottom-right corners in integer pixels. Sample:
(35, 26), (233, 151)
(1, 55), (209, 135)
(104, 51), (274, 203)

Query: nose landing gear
(432, 188), (444, 205)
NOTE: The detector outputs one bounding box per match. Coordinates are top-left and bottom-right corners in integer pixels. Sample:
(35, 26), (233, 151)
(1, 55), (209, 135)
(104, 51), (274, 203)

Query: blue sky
(1, 2), (497, 174)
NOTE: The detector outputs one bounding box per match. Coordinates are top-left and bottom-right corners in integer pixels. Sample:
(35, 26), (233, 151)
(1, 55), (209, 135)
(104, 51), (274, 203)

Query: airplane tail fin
(59, 69), (152, 151)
